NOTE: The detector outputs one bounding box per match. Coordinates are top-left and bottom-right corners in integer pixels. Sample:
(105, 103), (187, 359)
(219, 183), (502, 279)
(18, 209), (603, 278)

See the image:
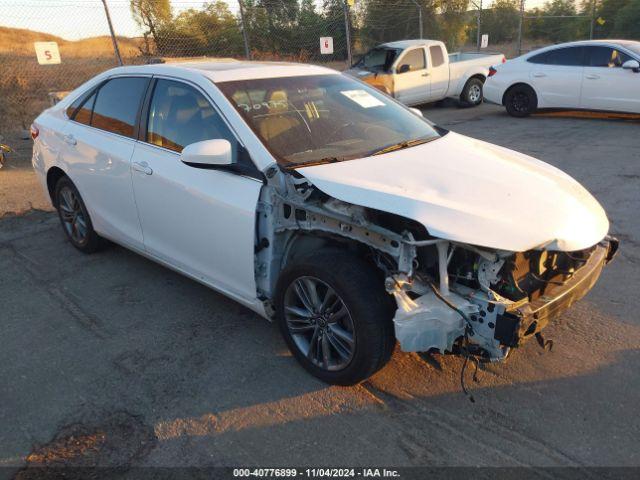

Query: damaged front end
(390, 236), (619, 361)
(256, 167), (618, 364)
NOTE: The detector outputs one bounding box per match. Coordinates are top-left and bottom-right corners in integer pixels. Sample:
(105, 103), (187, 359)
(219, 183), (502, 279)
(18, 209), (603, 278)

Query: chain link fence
(1, 0), (637, 137)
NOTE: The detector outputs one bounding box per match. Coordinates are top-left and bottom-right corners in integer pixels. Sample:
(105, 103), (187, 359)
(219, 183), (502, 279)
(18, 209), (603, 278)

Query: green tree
(130, 0), (171, 53)
(470, 0), (520, 44)
(437, 0), (471, 49)
(613, 0), (640, 38)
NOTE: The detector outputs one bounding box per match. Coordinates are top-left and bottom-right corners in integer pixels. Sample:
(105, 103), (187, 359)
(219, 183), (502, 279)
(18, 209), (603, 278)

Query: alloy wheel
(283, 276), (356, 371)
(58, 186), (88, 245)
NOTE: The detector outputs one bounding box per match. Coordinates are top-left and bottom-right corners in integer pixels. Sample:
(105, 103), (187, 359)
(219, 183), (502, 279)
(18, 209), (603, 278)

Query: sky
(0, 0), (547, 41)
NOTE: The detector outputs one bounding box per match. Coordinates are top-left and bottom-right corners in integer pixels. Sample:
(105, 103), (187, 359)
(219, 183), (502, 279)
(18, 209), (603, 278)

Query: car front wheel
(276, 250), (396, 385)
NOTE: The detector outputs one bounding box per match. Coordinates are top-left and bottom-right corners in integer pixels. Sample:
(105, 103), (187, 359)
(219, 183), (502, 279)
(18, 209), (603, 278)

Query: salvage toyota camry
(31, 61), (618, 385)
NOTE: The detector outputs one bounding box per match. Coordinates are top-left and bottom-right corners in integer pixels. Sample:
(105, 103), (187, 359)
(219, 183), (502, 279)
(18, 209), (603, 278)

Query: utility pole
(101, 0), (123, 66)
(411, 0), (423, 39)
(517, 0), (525, 56)
(238, 0), (252, 60)
(343, 1), (353, 67)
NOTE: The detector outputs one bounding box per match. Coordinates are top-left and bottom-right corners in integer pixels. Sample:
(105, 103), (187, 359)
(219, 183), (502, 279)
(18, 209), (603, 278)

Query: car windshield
(617, 41), (640, 57)
(217, 74), (441, 168)
(355, 47), (400, 71)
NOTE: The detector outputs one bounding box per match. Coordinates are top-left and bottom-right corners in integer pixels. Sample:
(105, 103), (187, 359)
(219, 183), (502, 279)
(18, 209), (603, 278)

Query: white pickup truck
(347, 39), (505, 107)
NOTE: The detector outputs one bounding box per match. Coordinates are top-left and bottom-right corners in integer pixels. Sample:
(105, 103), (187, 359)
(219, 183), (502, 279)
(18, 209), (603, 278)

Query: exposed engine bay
(255, 168), (618, 362)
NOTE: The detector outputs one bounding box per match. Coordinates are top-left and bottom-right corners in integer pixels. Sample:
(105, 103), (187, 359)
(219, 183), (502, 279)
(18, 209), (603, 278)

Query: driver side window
(398, 48), (426, 73)
(146, 79), (237, 157)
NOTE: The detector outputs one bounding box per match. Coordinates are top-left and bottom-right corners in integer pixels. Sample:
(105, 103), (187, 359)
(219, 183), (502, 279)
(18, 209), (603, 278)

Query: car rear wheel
(505, 85), (537, 117)
(54, 176), (103, 253)
(276, 250), (396, 385)
(460, 77), (484, 107)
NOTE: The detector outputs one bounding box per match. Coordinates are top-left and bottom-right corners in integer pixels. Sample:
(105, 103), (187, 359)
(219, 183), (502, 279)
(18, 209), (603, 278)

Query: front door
(581, 46), (640, 114)
(394, 47), (430, 105)
(130, 78), (262, 301)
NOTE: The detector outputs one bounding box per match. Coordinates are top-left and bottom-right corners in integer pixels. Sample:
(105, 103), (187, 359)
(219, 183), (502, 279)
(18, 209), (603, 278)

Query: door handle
(63, 134), (77, 146)
(421, 73), (430, 77)
(132, 161), (153, 175)
(532, 72), (546, 78)
(585, 74), (600, 80)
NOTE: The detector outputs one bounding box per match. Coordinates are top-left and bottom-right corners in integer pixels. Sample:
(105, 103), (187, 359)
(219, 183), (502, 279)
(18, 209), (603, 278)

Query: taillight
(502, 56), (506, 63)
(30, 124), (39, 140)
(488, 67), (497, 77)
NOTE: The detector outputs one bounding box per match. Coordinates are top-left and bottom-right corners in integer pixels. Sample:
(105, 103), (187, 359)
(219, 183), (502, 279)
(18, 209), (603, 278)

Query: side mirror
(622, 59), (640, 72)
(397, 64), (411, 74)
(409, 107), (423, 117)
(181, 139), (234, 167)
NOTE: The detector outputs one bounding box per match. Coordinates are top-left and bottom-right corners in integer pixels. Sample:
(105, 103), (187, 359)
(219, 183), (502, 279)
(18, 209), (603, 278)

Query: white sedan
(484, 40), (640, 117)
(32, 61), (618, 385)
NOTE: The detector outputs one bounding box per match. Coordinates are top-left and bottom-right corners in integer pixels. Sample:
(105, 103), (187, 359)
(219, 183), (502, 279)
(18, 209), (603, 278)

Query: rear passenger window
(399, 48), (426, 71)
(529, 47), (585, 66)
(586, 46), (632, 67)
(91, 77), (149, 138)
(146, 79), (237, 155)
(430, 46), (445, 67)
(73, 92), (96, 126)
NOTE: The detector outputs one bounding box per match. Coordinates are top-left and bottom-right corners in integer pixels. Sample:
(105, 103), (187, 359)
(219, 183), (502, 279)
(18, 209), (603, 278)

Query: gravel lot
(1, 103), (639, 470)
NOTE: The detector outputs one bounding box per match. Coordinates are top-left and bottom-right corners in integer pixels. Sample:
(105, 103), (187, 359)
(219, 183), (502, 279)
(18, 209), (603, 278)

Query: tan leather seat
(258, 91), (300, 141)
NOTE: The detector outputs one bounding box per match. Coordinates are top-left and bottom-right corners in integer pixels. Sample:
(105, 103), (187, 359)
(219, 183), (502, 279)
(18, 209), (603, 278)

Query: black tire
(275, 250), (396, 385)
(54, 176), (103, 253)
(460, 77), (484, 107)
(504, 84), (537, 117)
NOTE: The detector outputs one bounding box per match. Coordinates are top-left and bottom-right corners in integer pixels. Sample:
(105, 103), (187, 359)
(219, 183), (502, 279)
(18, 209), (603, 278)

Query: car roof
(527, 39), (640, 55)
(379, 39), (443, 50)
(105, 59), (340, 83)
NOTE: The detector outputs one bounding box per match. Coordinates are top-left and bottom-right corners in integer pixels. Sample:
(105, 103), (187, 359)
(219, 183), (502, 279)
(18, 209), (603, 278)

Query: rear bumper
(494, 237), (619, 347)
(482, 81), (503, 105)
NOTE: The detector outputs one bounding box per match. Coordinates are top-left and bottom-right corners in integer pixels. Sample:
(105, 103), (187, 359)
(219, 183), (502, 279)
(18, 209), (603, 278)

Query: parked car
(32, 61), (617, 385)
(484, 39), (640, 117)
(347, 40), (505, 107)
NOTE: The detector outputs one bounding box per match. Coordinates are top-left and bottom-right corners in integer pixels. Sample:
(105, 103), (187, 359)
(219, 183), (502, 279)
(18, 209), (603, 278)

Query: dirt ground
(0, 103), (639, 471)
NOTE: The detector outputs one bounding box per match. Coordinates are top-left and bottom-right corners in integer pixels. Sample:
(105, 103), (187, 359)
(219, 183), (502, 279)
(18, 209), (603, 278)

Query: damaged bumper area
(390, 236), (619, 361)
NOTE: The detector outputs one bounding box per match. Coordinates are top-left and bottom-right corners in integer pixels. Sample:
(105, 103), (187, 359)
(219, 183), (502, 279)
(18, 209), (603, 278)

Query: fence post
(343, 1), (353, 67)
(589, 0), (595, 39)
(101, 0), (123, 66)
(411, 0), (423, 39)
(476, 0), (482, 51)
(238, 0), (252, 60)
(517, 0), (525, 56)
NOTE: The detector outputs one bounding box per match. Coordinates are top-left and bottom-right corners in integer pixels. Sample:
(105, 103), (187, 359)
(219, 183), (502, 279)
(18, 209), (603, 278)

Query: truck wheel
(460, 77), (484, 107)
(275, 250), (396, 386)
(54, 176), (104, 253)
(504, 84), (537, 117)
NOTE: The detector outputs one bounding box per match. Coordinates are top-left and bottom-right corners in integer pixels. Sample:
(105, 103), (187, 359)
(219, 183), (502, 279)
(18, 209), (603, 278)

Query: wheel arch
(46, 166), (67, 206)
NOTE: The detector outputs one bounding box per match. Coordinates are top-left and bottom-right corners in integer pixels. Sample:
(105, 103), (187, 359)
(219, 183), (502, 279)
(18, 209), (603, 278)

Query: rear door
(427, 45), (449, 100)
(393, 47), (430, 105)
(61, 76), (149, 249)
(528, 46), (585, 109)
(130, 78), (262, 301)
(581, 46), (640, 113)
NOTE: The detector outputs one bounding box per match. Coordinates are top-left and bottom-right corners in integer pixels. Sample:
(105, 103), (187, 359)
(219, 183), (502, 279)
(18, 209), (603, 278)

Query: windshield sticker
(340, 90), (385, 108)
